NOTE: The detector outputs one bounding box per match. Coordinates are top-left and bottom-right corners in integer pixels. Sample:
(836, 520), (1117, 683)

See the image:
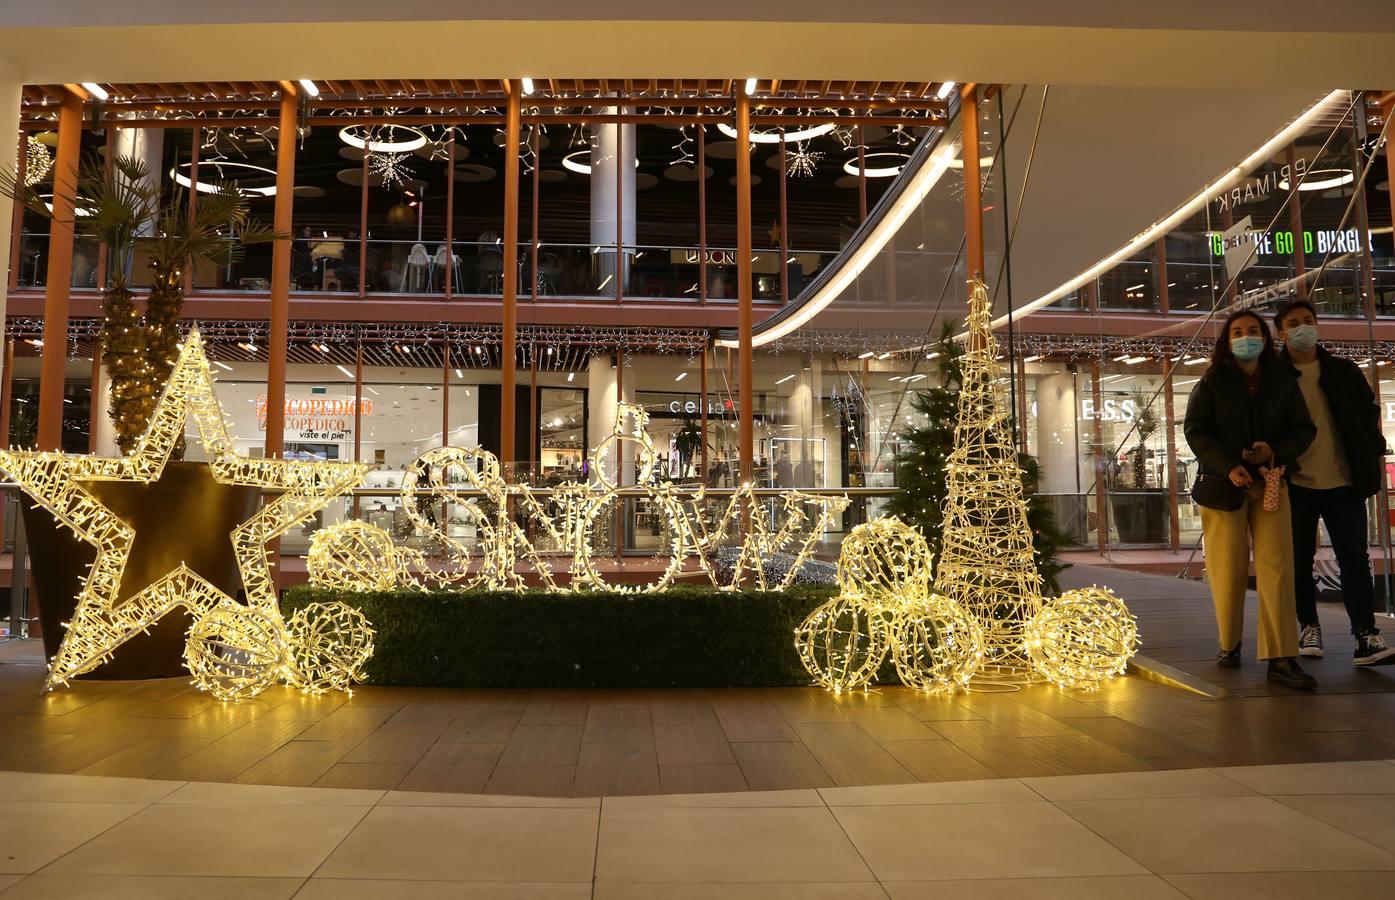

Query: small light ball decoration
(1024, 586), (1140, 691)
(24, 135), (52, 186)
(794, 594), (892, 694)
(890, 592), (984, 694)
(286, 601), (375, 694)
(184, 603), (288, 702)
(306, 520), (401, 591)
(836, 517), (933, 614)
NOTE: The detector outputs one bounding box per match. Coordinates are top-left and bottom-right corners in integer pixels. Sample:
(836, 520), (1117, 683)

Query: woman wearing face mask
(1184, 309), (1317, 689)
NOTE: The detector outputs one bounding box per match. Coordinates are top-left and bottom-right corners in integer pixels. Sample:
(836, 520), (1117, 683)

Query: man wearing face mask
(1275, 298), (1394, 665)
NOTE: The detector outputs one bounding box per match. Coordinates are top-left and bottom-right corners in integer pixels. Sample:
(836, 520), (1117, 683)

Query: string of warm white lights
(307, 402), (849, 594)
(795, 517), (983, 694)
(935, 278), (1046, 683)
(1023, 586), (1139, 690)
(0, 331), (373, 701)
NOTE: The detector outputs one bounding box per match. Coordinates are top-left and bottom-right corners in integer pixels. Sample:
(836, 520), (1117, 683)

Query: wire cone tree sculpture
(935, 276), (1044, 682)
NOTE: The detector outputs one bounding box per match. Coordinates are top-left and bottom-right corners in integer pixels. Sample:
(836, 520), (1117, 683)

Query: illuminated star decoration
(0, 329), (369, 696)
(368, 151), (413, 189)
(786, 141), (823, 178)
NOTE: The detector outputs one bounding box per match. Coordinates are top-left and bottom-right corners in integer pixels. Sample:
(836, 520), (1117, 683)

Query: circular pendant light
(170, 160), (278, 196)
(842, 152), (912, 178)
(561, 151), (641, 175)
(1278, 168), (1354, 192)
(715, 122), (836, 144)
(339, 124), (428, 153)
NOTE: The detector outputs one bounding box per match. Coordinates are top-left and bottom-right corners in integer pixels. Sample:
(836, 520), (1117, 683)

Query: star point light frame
(0, 330), (370, 698)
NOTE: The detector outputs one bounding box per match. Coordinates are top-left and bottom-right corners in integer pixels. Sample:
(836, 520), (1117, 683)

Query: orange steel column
(501, 82), (521, 475)
(1287, 143), (1307, 298)
(960, 84), (985, 288)
(441, 342), (450, 447)
(1091, 360), (1108, 554)
(1162, 360), (1182, 551)
(736, 88), (754, 485)
(7, 131), (23, 293)
(264, 82), (298, 461)
(37, 87), (84, 451)
(352, 340), (363, 518)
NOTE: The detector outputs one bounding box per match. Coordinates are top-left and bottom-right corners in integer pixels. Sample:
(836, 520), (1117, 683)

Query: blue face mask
(1230, 335), (1266, 361)
(1285, 323), (1318, 353)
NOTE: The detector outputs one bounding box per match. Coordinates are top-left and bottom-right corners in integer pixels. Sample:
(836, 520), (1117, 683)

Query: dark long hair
(1209, 308), (1278, 372)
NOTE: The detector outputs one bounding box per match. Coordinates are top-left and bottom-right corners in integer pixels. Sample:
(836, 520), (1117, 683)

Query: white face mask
(1285, 323), (1318, 353)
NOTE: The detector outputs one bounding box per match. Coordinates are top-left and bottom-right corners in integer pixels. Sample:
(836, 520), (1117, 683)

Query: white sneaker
(1299, 623), (1324, 658)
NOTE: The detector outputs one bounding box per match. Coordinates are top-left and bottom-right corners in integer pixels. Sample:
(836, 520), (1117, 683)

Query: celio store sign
(255, 396), (374, 442)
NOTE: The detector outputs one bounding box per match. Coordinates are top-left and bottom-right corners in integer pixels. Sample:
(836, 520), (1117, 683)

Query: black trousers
(1289, 483), (1377, 634)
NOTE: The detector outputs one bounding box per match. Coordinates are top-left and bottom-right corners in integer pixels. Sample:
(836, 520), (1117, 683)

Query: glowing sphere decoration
(794, 595), (891, 693)
(1024, 586), (1140, 690)
(891, 593), (985, 694)
(306, 520), (401, 591)
(835, 516), (933, 613)
(184, 603), (288, 701)
(287, 601), (375, 694)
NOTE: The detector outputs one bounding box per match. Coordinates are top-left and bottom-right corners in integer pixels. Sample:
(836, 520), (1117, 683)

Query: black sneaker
(1354, 630), (1395, 667)
(1299, 623), (1324, 658)
(1217, 643), (1242, 669)
(1267, 657), (1317, 690)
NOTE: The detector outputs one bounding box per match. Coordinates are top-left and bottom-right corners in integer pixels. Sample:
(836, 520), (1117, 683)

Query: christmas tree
(931, 277), (1052, 681)
(887, 322), (1067, 594)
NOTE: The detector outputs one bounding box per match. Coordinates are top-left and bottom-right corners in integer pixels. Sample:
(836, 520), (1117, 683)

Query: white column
(91, 362), (117, 455)
(587, 353), (618, 482)
(1033, 371), (1079, 494)
(114, 125), (163, 240)
(590, 110), (635, 293)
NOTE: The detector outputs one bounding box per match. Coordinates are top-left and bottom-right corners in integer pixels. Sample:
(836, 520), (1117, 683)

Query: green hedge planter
(283, 585), (838, 689)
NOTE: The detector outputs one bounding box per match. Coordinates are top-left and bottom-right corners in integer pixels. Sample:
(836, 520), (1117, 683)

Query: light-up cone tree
(935, 276), (1044, 682)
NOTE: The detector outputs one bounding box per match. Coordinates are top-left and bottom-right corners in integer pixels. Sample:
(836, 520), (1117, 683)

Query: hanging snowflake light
(368, 151), (413, 189)
(24, 136), (52, 186)
(670, 125), (694, 168)
(786, 141), (823, 179)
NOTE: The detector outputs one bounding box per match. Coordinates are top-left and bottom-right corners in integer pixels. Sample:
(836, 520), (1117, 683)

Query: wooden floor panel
(1, 564), (1393, 796)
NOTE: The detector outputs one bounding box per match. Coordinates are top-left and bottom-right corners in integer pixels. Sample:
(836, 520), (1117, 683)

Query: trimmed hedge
(283, 585), (837, 688)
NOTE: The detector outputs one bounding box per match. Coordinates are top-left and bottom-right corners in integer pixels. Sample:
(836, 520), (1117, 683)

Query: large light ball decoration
(286, 601), (375, 694)
(184, 604), (288, 702)
(794, 595), (891, 693)
(1024, 586), (1140, 691)
(24, 136), (53, 186)
(307, 520), (400, 591)
(835, 517), (933, 614)
(891, 593), (984, 694)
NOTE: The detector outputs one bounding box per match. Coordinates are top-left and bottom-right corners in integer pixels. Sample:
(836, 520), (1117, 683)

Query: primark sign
(1213, 157), (1309, 212)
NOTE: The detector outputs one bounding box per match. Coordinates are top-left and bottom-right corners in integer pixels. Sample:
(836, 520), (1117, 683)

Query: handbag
(1191, 473), (1246, 511)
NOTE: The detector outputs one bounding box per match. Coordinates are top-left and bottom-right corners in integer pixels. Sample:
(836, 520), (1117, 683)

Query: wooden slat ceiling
(22, 78), (946, 109)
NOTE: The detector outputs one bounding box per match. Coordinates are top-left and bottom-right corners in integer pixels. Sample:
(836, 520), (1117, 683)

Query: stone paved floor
(0, 762), (1394, 897)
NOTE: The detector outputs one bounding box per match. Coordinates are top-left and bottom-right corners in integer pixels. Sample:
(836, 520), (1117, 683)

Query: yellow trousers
(1199, 481), (1299, 660)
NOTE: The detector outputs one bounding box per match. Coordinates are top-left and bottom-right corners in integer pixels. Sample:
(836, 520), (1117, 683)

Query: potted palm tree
(1, 153), (285, 676)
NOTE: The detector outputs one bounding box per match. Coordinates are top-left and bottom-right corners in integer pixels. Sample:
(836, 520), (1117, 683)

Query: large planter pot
(22, 460), (261, 680)
(1108, 491), (1169, 545)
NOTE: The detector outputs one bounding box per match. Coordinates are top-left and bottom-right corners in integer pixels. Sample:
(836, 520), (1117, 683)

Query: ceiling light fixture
(170, 160), (277, 197)
(842, 152), (912, 178)
(775, 373), (796, 385)
(339, 124), (428, 153)
(1278, 168), (1354, 192)
(716, 122), (836, 144)
(297, 79), (320, 97)
(675, 372), (688, 382)
(744, 77), (758, 95)
(81, 82), (108, 101)
(521, 77), (535, 96)
(561, 151), (639, 175)
(936, 81), (956, 100)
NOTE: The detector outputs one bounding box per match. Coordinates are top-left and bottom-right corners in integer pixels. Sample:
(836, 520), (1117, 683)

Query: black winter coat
(1280, 345), (1389, 498)
(1184, 359), (1316, 483)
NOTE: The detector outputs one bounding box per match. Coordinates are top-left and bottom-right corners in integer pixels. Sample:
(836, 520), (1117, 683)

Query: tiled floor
(1, 763), (1394, 897)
